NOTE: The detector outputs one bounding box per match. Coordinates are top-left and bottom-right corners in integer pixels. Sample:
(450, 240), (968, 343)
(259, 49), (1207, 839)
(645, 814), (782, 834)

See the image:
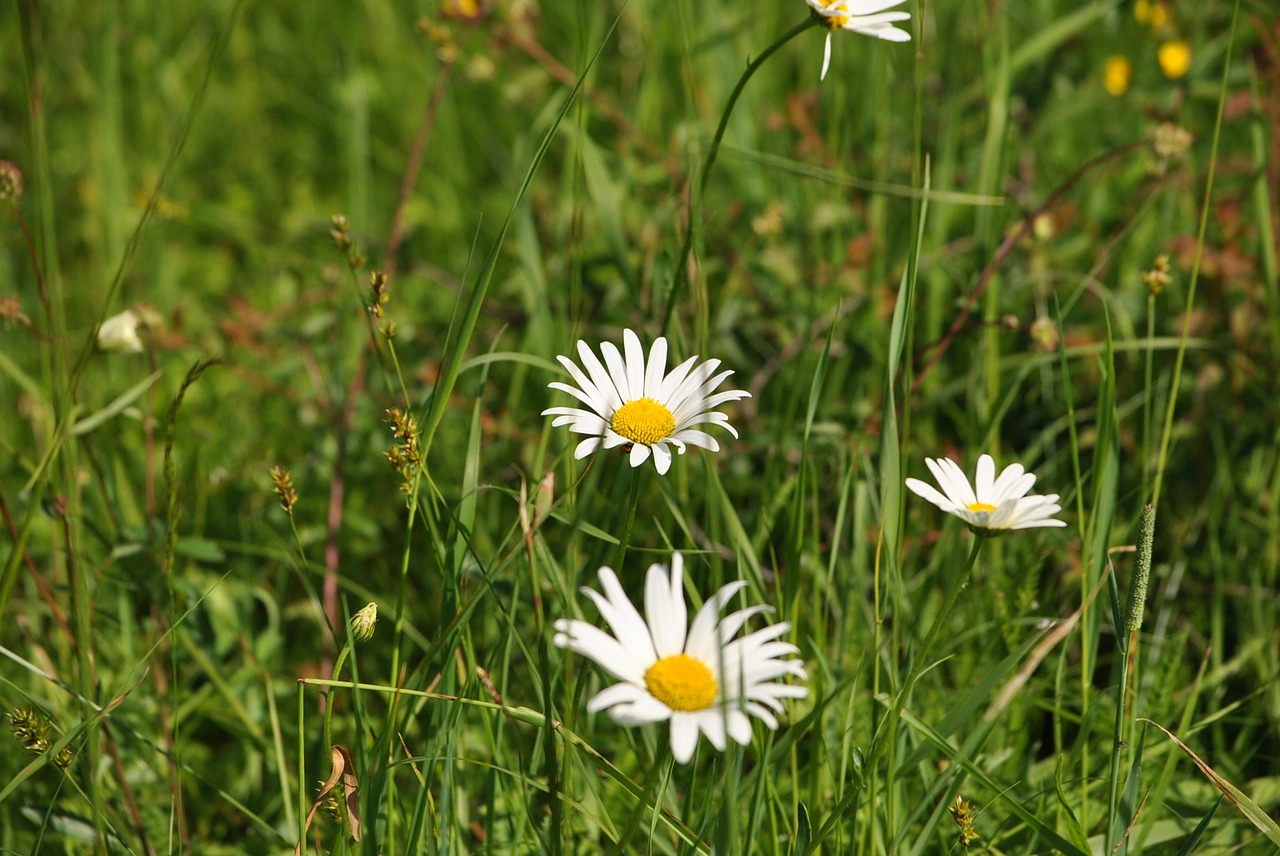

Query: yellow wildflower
(1103, 56), (1132, 97)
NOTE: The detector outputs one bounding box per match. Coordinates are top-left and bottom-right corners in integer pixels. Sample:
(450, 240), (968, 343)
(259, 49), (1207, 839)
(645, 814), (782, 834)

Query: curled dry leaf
(294, 745), (362, 854)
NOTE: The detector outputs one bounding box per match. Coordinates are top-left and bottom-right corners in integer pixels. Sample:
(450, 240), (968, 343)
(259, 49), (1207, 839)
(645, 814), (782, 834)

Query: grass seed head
(0, 160), (22, 201)
(270, 466), (298, 515)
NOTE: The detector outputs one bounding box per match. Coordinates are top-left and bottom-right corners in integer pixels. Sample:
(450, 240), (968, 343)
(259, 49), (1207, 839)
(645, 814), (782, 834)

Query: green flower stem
(613, 468), (643, 569)
(901, 536), (984, 703)
(661, 16), (821, 334)
(879, 536), (984, 816)
(1105, 505), (1156, 853)
(323, 641), (353, 756)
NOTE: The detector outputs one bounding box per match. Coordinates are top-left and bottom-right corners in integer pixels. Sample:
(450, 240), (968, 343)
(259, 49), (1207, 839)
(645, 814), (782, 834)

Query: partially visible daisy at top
(554, 553), (808, 764)
(543, 329), (750, 475)
(805, 0), (911, 81)
(905, 454), (1066, 536)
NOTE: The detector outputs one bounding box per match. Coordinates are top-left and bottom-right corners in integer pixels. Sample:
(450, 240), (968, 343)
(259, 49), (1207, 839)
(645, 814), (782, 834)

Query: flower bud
(97, 309), (145, 353)
(350, 602), (378, 643)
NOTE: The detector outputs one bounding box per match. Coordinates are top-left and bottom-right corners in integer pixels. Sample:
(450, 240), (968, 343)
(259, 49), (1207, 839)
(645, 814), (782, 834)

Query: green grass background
(2, 0), (1278, 852)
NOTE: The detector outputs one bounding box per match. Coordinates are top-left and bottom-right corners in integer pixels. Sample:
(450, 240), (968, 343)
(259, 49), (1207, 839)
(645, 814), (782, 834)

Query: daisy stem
(323, 639), (353, 757)
(661, 16), (820, 335)
(613, 469), (643, 569)
(885, 537), (983, 818)
(903, 537), (983, 698)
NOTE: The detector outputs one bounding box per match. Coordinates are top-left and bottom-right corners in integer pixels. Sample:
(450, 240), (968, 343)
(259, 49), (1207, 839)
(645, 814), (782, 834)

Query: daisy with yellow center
(542, 329), (750, 475)
(553, 553), (808, 764)
(905, 454), (1066, 535)
(805, 0), (911, 81)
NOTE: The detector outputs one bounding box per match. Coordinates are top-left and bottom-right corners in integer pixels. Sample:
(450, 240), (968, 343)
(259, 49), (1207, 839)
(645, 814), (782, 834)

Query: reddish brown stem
(385, 61), (454, 274)
(913, 141), (1145, 392)
(0, 487), (75, 647)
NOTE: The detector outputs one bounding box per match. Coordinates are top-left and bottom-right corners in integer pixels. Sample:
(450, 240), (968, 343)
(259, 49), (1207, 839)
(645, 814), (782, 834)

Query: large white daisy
(554, 553), (808, 764)
(542, 329), (750, 475)
(905, 454), (1067, 535)
(805, 0), (912, 81)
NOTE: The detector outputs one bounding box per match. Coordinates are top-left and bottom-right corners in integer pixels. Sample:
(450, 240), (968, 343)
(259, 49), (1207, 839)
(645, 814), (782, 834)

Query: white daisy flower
(904, 454), (1067, 535)
(97, 309), (145, 353)
(554, 553), (808, 764)
(542, 329), (750, 475)
(805, 0), (912, 81)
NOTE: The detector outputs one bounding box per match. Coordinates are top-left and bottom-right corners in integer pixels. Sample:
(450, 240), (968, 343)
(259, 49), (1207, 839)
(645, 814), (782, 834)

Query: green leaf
(71, 369), (164, 435)
(1141, 718), (1280, 847)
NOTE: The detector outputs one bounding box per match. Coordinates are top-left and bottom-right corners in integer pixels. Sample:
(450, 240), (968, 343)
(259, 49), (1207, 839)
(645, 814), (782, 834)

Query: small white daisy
(805, 0), (912, 81)
(554, 553), (808, 764)
(542, 329), (750, 475)
(905, 454), (1067, 535)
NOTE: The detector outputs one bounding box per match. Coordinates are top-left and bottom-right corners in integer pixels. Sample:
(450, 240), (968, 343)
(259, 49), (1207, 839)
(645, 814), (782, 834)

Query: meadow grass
(2, 0), (1279, 853)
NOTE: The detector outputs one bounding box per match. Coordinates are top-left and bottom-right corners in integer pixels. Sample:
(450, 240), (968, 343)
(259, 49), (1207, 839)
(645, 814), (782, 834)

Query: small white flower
(805, 0), (912, 81)
(542, 329), (750, 475)
(554, 553), (808, 764)
(97, 309), (145, 353)
(905, 454), (1067, 535)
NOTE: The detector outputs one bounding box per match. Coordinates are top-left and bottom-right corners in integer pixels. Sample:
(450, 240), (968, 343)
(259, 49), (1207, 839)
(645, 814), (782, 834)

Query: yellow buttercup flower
(1158, 40), (1191, 79)
(1134, 0), (1170, 29)
(1103, 55), (1132, 97)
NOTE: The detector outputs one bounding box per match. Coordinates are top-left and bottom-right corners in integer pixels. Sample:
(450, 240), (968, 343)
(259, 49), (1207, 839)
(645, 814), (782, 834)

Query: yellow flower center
(610, 398), (676, 446)
(644, 654), (717, 712)
(818, 1), (850, 29)
(967, 502), (997, 513)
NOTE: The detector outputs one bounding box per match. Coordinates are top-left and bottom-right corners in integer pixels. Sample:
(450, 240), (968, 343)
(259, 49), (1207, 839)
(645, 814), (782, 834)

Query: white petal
(573, 436), (603, 459)
(821, 32), (833, 81)
(651, 442), (673, 475)
(554, 621), (647, 685)
(607, 693), (673, 725)
(586, 681), (650, 714)
(575, 339), (623, 414)
(989, 462), (1028, 501)
(589, 568), (657, 665)
(698, 709), (727, 751)
(622, 329), (646, 403)
(629, 443), (651, 469)
(657, 355), (701, 403)
(645, 557), (686, 657)
(904, 477), (958, 512)
(714, 605), (772, 646)
(686, 581), (748, 662)
(600, 340), (631, 403)
(726, 709), (753, 745)
(668, 429), (722, 451)
(974, 455), (995, 502)
(644, 336), (668, 398)
(669, 714), (700, 763)
(744, 701), (779, 730)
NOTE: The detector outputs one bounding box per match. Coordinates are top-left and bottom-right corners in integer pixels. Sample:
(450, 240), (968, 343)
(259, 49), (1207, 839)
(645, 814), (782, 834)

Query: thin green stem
(1141, 294), (1156, 493)
(323, 641), (352, 756)
(882, 535), (983, 837)
(1104, 572), (1131, 855)
(1151, 0), (1237, 510)
(660, 16), (819, 334)
(612, 469), (643, 570)
(899, 536), (984, 709)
